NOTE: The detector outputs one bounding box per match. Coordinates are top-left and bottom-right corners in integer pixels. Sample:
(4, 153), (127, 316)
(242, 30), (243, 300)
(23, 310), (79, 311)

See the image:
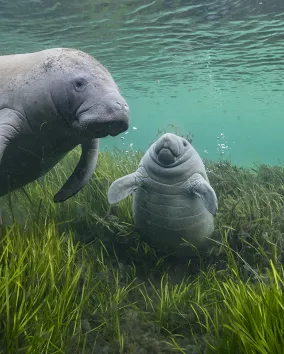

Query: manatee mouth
(155, 140), (180, 165)
(154, 134), (184, 165)
(89, 121), (128, 138)
(151, 133), (191, 167)
(155, 135), (180, 165)
(94, 131), (109, 138)
(102, 120), (129, 137)
(74, 111), (129, 138)
(156, 148), (177, 165)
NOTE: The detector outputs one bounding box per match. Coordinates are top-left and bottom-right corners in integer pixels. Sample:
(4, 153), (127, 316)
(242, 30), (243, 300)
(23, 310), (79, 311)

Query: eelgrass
(0, 222), (92, 353)
(0, 146), (283, 353)
(206, 261), (284, 354)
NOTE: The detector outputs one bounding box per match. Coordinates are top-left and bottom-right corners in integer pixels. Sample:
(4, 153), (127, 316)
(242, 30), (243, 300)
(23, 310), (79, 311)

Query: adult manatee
(107, 133), (218, 256)
(0, 47), (129, 202)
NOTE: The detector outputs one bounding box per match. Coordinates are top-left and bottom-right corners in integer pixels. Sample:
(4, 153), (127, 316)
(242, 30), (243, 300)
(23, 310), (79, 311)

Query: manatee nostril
(114, 101), (129, 112)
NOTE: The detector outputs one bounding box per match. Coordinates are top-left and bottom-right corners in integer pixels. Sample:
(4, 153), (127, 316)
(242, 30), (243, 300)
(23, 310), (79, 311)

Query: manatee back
(0, 48), (101, 77)
(0, 48), (107, 107)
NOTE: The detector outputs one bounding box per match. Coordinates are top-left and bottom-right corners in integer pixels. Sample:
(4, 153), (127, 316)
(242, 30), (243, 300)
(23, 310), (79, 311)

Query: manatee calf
(0, 48), (129, 202)
(107, 133), (218, 256)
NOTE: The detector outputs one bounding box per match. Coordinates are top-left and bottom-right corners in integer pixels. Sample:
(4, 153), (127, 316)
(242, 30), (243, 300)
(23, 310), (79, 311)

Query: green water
(1, 0), (283, 166)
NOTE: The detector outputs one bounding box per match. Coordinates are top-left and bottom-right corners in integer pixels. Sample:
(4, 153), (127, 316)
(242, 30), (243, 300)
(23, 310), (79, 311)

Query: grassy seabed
(0, 148), (284, 354)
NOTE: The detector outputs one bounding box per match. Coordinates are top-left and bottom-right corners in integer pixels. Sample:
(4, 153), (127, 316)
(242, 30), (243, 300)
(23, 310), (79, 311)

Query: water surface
(1, 0), (283, 166)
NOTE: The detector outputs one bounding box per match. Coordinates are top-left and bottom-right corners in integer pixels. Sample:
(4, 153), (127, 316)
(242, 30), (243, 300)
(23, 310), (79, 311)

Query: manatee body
(0, 48), (129, 202)
(107, 133), (218, 256)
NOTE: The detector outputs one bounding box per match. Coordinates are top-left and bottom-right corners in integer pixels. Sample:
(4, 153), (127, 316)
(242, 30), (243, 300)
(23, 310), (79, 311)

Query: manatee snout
(154, 133), (191, 166)
(106, 97), (129, 115)
(75, 92), (130, 137)
(155, 133), (180, 165)
(103, 93), (130, 135)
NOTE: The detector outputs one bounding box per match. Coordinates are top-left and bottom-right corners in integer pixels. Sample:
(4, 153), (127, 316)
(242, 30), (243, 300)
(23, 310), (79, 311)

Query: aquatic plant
(0, 147), (283, 353)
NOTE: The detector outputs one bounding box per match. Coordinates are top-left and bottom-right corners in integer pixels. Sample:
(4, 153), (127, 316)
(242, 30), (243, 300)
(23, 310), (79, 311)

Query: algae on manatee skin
(0, 146), (284, 353)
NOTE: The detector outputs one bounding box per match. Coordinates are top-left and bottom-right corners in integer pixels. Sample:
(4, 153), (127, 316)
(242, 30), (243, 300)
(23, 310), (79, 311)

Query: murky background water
(1, 0), (283, 166)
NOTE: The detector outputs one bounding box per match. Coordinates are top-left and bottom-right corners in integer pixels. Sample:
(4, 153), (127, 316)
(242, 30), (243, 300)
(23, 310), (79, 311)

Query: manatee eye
(74, 78), (88, 92)
(182, 140), (188, 147)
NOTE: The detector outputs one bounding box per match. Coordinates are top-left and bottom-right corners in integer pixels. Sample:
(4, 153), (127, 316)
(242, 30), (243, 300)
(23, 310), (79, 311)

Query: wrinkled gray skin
(107, 133), (218, 256)
(0, 48), (129, 202)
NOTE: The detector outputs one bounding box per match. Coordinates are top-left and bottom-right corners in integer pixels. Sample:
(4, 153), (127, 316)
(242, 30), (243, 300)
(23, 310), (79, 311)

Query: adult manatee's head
(39, 48), (130, 138)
